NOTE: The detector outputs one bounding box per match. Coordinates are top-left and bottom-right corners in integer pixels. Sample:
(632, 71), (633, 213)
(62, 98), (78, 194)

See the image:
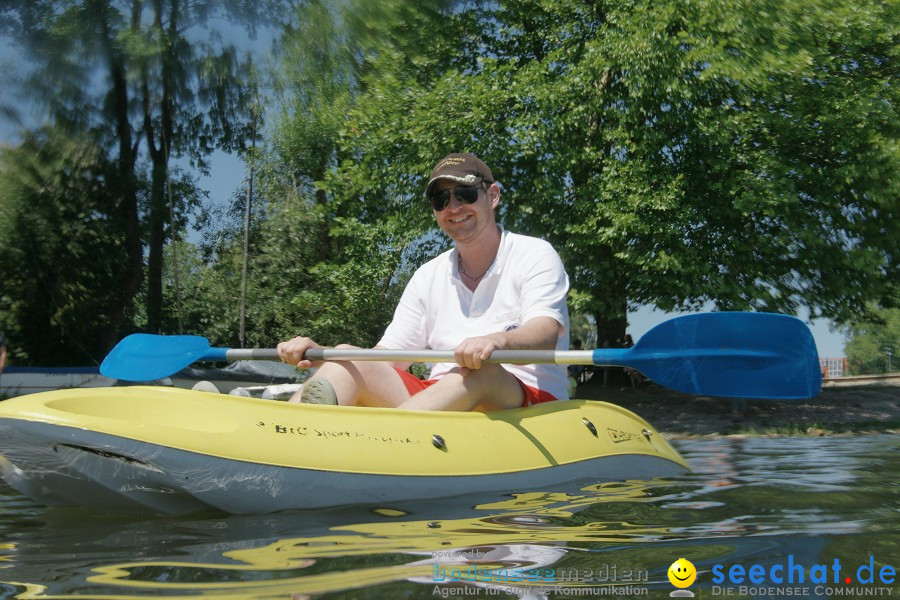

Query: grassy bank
(576, 375), (899, 438)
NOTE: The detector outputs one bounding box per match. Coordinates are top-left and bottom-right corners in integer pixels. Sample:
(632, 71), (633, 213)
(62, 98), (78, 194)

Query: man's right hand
(277, 336), (324, 370)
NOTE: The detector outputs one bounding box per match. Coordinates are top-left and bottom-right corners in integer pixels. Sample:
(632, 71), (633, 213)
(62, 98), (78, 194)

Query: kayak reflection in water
(278, 153), (571, 412)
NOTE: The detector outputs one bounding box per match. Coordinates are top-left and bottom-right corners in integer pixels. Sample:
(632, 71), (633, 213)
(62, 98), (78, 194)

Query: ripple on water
(0, 434), (896, 598)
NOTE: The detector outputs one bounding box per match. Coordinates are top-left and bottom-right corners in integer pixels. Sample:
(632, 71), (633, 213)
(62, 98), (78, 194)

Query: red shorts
(393, 367), (557, 407)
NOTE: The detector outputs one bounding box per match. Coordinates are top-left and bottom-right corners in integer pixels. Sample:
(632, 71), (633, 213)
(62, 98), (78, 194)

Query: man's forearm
(492, 316), (562, 350)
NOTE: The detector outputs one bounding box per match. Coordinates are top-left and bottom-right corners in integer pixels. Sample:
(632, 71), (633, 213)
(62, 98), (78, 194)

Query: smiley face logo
(668, 558), (697, 588)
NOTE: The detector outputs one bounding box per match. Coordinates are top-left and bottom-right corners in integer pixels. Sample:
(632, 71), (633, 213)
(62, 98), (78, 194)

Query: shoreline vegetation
(1, 376), (895, 438)
(580, 374), (899, 438)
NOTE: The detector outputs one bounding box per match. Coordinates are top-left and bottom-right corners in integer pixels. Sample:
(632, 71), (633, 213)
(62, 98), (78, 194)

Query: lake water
(0, 434), (896, 599)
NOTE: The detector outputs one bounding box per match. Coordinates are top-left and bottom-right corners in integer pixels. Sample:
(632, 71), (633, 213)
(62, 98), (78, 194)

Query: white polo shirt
(379, 229), (571, 400)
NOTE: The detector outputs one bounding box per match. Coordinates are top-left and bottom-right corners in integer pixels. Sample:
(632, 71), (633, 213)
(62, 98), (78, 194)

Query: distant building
(820, 357), (847, 379)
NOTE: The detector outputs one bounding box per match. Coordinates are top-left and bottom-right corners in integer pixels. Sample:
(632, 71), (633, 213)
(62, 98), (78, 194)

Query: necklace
(457, 253), (495, 282)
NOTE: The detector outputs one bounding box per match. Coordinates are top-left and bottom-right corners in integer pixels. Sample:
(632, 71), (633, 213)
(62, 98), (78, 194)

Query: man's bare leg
(290, 359), (523, 412)
(289, 354), (411, 406)
(398, 364), (524, 411)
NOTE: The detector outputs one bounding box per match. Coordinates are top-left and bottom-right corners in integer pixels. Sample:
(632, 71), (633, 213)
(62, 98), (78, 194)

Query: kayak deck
(0, 387), (688, 514)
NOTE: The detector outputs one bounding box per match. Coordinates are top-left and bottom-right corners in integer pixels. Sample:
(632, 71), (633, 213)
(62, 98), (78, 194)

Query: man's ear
(488, 183), (501, 209)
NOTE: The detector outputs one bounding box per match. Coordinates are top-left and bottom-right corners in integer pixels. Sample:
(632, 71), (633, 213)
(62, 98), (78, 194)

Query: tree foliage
(0, 0), (896, 365)
(0, 0), (283, 348)
(845, 307), (899, 375)
(306, 0), (898, 345)
(0, 129), (127, 364)
(235, 0), (465, 347)
(232, 0), (898, 350)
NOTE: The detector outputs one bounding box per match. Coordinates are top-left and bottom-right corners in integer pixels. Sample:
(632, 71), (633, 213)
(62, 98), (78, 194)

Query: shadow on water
(0, 434), (897, 599)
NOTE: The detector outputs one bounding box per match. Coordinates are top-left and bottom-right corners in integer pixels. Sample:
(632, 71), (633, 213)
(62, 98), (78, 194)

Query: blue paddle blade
(594, 312), (821, 399)
(100, 334), (227, 381)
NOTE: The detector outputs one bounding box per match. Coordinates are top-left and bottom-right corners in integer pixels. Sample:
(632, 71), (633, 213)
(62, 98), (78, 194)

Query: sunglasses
(428, 184), (484, 211)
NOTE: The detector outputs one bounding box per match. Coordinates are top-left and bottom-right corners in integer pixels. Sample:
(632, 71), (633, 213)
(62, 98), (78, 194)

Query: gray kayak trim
(0, 419), (688, 515)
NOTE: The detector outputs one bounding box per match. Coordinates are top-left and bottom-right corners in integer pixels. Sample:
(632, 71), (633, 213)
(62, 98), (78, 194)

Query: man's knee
(457, 365), (523, 409)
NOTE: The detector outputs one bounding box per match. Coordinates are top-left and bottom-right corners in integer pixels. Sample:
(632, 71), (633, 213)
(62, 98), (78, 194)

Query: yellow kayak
(0, 386), (687, 514)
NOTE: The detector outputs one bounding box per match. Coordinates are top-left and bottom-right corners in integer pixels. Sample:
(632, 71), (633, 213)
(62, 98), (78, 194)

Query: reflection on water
(0, 434), (896, 599)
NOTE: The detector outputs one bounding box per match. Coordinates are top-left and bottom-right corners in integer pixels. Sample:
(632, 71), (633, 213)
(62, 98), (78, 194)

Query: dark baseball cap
(424, 153), (494, 198)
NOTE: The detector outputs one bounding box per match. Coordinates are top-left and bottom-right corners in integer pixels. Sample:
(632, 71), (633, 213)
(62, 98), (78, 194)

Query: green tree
(134, 1), (271, 333)
(845, 307), (899, 374)
(0, 129), (127, 364)
(237, 0), (464, 347)
(321, 0), (898, 344)
(1, 0), (284, 348)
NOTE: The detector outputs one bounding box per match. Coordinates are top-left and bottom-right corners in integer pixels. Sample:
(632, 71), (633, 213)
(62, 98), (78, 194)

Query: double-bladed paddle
(100, 312), (822, 399)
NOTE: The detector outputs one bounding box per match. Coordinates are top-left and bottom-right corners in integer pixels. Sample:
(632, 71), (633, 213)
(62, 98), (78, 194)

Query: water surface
(1, 434), (896, 599)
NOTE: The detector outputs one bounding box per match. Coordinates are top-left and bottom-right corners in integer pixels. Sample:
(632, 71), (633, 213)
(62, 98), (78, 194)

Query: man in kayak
(278, 153), (570, 411)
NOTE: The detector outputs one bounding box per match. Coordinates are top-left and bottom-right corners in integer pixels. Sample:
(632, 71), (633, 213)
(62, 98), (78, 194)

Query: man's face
(431, 179), (498, 245)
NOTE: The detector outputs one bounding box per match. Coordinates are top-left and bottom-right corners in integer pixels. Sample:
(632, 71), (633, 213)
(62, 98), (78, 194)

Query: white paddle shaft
(225, 348), (597, 365)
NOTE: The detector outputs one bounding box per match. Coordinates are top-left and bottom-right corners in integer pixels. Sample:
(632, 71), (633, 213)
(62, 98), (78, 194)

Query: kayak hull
(0, 387), (688, 514)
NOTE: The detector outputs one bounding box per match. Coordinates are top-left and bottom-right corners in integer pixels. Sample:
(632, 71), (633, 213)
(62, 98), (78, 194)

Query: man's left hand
(453, 334), (506, 369)
(452, 317), (562, 369)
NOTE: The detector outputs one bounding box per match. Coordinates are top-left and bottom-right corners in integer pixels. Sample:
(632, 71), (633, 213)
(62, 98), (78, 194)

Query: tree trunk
(314, 158), (331, 257)
(586, 242), (628, 346)
(95, 0), (143, 351)
(594, 299), (627, 387)
(145, 161), (167, 332)
(144, 0), (177, 333)
(595, 313), (627, 348)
